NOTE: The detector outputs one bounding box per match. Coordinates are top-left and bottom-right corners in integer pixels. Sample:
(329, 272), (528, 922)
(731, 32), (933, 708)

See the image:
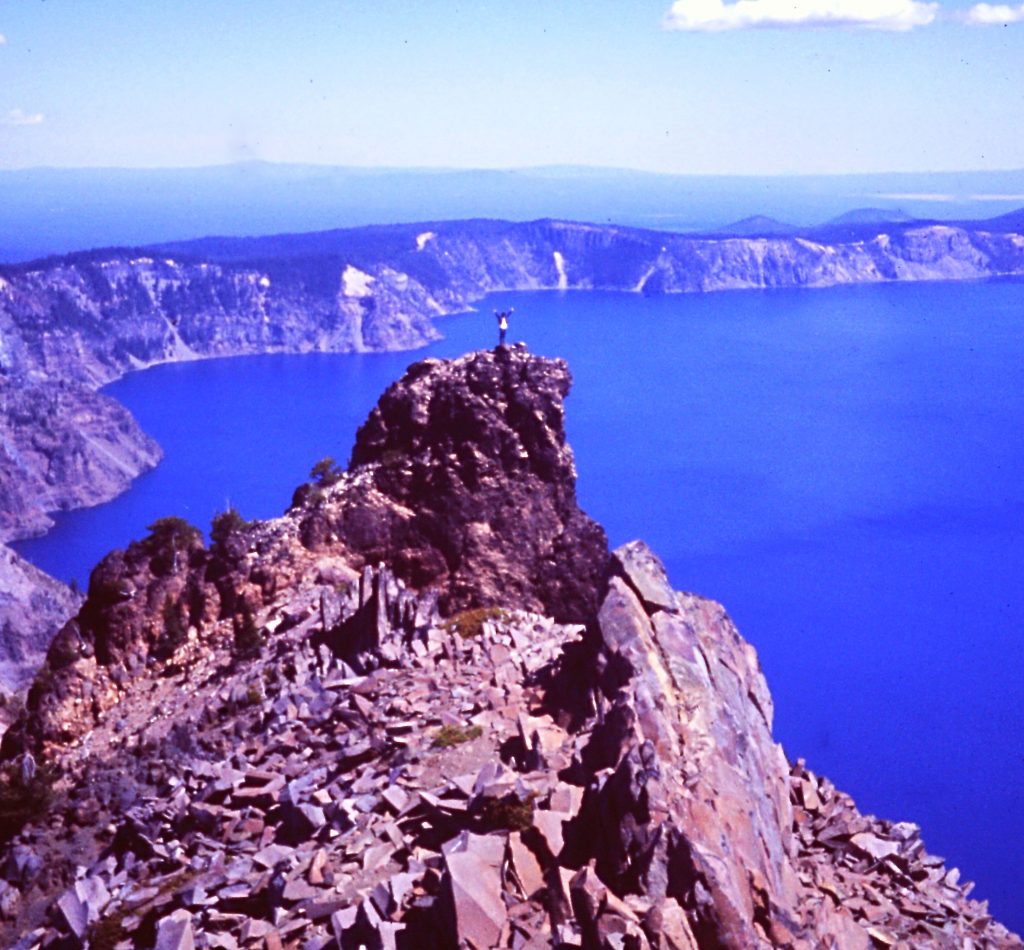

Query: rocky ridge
(3, 213), (1024, 685)
(0, 348), (1017, 948)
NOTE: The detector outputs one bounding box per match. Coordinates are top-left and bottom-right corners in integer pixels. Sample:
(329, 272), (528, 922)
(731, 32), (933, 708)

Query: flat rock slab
(444, 832), (507, 948)
(155, 909), (195, 950)
(612, 540), (678, 613)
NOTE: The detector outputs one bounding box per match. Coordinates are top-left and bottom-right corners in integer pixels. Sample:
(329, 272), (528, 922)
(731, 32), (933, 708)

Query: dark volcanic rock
(310, 345), (609, 622)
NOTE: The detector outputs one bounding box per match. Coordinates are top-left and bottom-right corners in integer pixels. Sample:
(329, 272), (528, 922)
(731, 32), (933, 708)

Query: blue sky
(0, 0), (1021, 174)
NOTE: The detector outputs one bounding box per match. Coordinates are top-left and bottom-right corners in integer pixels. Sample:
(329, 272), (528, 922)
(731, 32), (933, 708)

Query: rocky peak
(299, 345), (609, 623)
(351, 345), (574, 487)
(8, 348), (608, 752)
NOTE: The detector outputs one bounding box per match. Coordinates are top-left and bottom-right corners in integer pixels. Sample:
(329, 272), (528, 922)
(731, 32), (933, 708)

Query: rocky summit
(0, 348), (1018, 949)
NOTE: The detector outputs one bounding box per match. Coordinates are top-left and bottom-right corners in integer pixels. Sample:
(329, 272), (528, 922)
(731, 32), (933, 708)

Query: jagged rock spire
(300, 344), (609, 622)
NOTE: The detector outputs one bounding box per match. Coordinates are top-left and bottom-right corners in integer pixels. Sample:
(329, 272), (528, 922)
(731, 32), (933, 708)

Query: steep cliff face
(0, 546), (82, 695)
(0, 254), (439, 383)
(0, 378), (162, 542)
(155, 215), (1024, 301)
(0, 350), (1017, 948)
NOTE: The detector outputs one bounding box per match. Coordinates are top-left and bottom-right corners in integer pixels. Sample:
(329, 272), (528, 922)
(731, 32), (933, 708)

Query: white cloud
(4, 108), (45, 127)
(0, 34), (7, 45)
(663, 0), (939, 31)
(963, 2), (1024, 23)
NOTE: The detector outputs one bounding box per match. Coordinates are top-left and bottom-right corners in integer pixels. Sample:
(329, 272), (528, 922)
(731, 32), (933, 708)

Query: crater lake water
(14, 279), (1024, 931)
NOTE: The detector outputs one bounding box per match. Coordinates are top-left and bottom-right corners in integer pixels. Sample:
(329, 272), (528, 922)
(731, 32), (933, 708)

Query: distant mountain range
(2, 162), (1024, 262)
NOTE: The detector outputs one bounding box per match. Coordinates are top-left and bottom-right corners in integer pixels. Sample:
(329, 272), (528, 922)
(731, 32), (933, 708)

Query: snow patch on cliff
(634, 265), (657, 293)
(342, 265), (375, 298)
(416, 231), (436, 251)
(553, 251), (568, 290)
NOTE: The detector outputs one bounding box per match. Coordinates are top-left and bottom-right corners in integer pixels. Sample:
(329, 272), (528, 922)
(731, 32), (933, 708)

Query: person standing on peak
(495, 308), (512, 347)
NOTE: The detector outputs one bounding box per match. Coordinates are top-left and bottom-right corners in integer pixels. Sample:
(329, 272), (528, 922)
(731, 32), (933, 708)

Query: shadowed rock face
(301, 345), (609, 623)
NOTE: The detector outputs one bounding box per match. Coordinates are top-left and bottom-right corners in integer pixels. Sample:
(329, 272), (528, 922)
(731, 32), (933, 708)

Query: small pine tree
(210, 506), (252, 549)
(145, 516), (201, 550)
(310, 456), (342, 487)
(144, 516), (202, 574)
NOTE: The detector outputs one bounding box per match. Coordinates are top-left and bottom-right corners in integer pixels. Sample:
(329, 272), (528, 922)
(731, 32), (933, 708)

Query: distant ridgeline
(0, 211), (1023, 686)
(3, 211), (1024, 542)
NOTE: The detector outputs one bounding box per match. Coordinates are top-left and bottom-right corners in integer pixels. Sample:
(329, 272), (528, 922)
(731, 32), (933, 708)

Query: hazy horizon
(2, 2), (1022, 176)
(2, 162), (1023, 264)
(3, 158), (1024, 176)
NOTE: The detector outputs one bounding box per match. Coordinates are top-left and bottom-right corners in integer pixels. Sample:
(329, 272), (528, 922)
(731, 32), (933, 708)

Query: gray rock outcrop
(0, 545), (81, 697)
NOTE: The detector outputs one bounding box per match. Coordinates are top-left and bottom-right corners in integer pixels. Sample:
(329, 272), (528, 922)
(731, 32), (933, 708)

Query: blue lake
(14, 280), (1024, 931)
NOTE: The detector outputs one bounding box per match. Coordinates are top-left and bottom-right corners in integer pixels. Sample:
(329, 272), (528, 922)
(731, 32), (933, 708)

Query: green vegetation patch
(432, 724), (484, 748)
(153, 597), (188, 660)
(479, 793), (536, 832)
(209, 506), (255, 548)
(232, 603), (263, 661)
(0, 758), (58, 841)
(88, 908), (131, 950)
(310, 456), (343, 487)
(144, 516), (201, 551)
(443, 607), (507, 640)
(89, 868), (197, 950)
